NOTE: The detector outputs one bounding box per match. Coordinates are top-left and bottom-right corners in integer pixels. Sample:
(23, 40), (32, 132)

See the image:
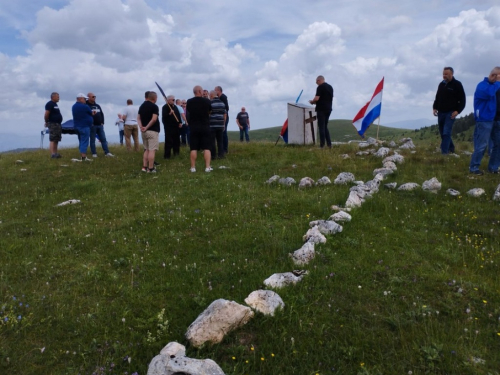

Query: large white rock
(334, 172), (355, 185)
(467, 188), (485, 197)
(147, 342), (225, 375)
(383, 161), (397, 171)
(278, 177), (296, 186)
(374, 147), (390, 157)
(359, 142), (370, 148)
(303, 226), (327, 243)
(309, 220), (343, 235)
(373, 168), (394, 177)
(244, 290), (284, 316)
(329, 210), (352, 222)
(399, 138), (415, 149)
(185, 299), (254, 347)
(383, 154), (405, 164)
(493, 184), (500, 201)
(264, 271), (307, 288)
(366, 137), (378, 145)
(316, 176), (332, 185)
(384, 182), (397, 189)
(398, 183), (420, 191)
(346, 190), (363, 208)
(446, 188), (461, 196)
(266, 175), (280, 184)
(422, 177), (442, 193)
(387, 140), (397, 148)
(298, 177), (315, 189)
(290, 242), (315, 265)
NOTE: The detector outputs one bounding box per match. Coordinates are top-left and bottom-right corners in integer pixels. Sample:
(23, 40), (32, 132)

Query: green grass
(1, 137), (500, 375)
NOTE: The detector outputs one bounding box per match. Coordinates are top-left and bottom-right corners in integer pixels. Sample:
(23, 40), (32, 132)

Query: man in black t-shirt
(186, 85), (213, 173)
(309, 75), (334, 148)
(138, 91), (161, 173)
(44, 92), (63, 158)
(236, 107), (250, 142)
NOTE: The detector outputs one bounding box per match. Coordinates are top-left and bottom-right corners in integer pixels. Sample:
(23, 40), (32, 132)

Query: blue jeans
(469, 121), (500, 172)
(316, 110), (332, 147)
(90, 125), (110, 155)
(76, 127), (91, 154)
(239, 126), (249, 142)
(119, 130), (124, 145)
(437, 111), (455, 154)
(222, 114), (229, 153)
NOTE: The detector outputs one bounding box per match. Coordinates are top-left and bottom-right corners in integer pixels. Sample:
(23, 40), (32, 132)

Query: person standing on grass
(122, 99), (139, 152)
(309, 75), (333, 149)
(162, 95), (182, 159)
(209, 90), (226, 159)
(138, 91), (161, 173)
(432, 67), (466, 155)
(87, 92), (114, 158)
(469, 67), (500, 175)
(44, 92), (63, 158)
(236, 107), (250, 142)
(176, 99), (188, 146)
(215, 86), (229, 154)
(115, 114), (124, 146)
(186, 86), (212, 173)
(72, 93), (93, 161)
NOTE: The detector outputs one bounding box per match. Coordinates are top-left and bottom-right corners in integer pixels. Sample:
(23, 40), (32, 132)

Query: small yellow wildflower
(361, 362), (365, 367)
(261, 357), (265, 361)
(271, 353), (275, 357)
(232, 356), (236, 360)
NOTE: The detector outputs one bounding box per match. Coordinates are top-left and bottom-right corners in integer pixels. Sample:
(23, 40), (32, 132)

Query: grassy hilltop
(1, 127), (500, 375)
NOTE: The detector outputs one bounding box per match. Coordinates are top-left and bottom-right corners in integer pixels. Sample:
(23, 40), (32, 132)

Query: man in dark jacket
(87, 92), (114, 157)
(433, 67), (466, 154)
(162, 95), (182, 159)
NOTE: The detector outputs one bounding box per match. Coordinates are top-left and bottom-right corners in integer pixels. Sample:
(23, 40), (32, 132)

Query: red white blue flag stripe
(352, 77), (384, 138)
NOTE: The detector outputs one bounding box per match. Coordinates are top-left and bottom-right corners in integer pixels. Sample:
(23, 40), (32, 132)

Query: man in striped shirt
(209, 90), (227, 160)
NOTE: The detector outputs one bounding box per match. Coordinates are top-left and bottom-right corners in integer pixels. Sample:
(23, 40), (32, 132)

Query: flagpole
(376, 116), (381, 142)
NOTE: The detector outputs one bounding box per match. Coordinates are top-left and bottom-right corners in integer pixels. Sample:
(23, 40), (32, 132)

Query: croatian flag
(352, 77), (384, 138)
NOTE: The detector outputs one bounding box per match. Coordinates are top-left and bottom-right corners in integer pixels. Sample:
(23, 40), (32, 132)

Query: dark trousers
(211, 127), (224, 159)
(180, 124), (189, 145)
(164, 125), (180, 158)
(437, 111), (455, 154)
(316, 110), (332, 147)
(222, 114), (229, 153)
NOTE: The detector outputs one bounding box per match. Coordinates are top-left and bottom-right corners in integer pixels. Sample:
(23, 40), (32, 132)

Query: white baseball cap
(77, 93), (88, 99)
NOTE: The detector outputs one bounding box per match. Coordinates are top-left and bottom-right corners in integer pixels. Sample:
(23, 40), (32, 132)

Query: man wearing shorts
(44, 92), (63, 158)
(186, 85), (212, 172)
(138, 91), (160, 173)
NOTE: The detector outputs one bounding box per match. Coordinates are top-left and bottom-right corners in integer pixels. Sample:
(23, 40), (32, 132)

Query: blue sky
(1, 0), (499, 147)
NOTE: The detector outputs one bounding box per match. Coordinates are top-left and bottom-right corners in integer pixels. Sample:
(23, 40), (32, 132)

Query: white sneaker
(205, 167), (213, 173)
(105, 153), (115, 157)
(190, 167), (196, 173)
(92, 154), (98, 158)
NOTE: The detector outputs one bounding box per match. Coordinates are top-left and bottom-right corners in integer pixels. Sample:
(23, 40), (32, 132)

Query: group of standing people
(432, 66), (500, 174)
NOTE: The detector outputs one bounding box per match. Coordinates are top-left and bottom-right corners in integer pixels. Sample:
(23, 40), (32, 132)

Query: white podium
(286, 103), (318, 145)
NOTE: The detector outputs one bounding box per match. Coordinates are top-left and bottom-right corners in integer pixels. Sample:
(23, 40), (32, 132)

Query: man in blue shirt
(72, 93), (94, 161)
(44, 92), (63, 158)
(469, 67), (500, 175)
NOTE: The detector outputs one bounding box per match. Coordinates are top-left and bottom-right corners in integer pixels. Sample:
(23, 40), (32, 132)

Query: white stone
(397, 183), (420, 191)
(462, 151), (472, 156)
(359, 142), (370, 148)
(278, 177), (296, 186)
(16, 160), (24, 163)
(218, 166), (230, 169)
(374, 147), (390, 157)
(364, 178), (381, 193)
(309, 220), (343, 235)
(353, 180), (365, 185)
(56, 199), (81, 207)
(383, 154), (405, 164)
(264, 271), (307, 288)
(373, 168), (394, 177)
(356, 151), (370, 156)
(334, 172), (355, 185)
(265, 175), (280, 184)
(148, 342), (225, 375)
(493, 184), (500, 201)
(244, 290), (284, 316)
(383, 161), (397, 171)
(340, 154), (350, 159)
(316, 176), (332, 185)
(71, 158), (82, 162)
(422, 177), (442, 193)
(467, 188), (485, 197)
(446, 189), (461, 196)
(350, 185), (371, 200)
(332, 141), (347, 146)
(298, 177), (315, 188)
(387, 141), (397, 148)
(330, 205), (342, 211)
(20, 169), (27, 172)
(399, 138), (415, 149)
(289, 242), (315, 265)
(384, 182), (397, 189)
(303, 226), (327, 243)
(329, 211), (352, 222)
(366, 137), (378, 145)
(346, 190), (362, 208)
(185, 299), (254, 347)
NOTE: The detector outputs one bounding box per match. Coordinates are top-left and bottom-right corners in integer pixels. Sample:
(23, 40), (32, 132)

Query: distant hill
(384, 118), (435, 130)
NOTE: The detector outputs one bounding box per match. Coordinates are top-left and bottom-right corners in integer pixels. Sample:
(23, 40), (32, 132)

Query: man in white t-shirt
(121, 99), (139, 151)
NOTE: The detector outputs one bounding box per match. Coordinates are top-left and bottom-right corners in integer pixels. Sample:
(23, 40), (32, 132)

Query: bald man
(309, 75), (334, 148)
(186, 86), (213, 172)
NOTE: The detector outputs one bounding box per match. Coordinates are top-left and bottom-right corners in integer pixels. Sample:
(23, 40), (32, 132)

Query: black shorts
(190, 128), (212, 151)
(48, 122), (62, 142)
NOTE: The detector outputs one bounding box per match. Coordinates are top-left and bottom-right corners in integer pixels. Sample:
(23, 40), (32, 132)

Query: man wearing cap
(87, 92), (114, 157)
(72, 93), (94, 161)
(44, 92), (63, 158)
